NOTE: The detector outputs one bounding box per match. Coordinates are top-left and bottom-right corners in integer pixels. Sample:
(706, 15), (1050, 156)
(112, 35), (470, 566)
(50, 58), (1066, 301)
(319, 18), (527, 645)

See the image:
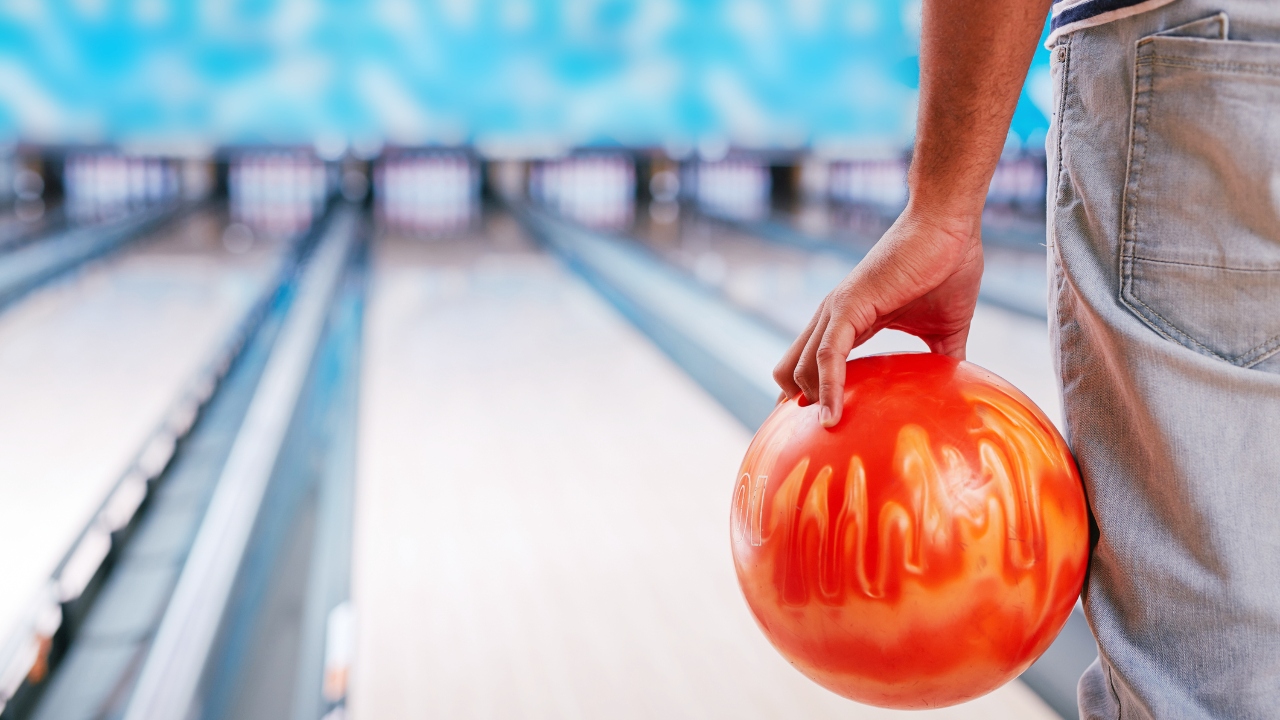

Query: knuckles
(792, 360), (816, 393)
(772, 363), (796, 389)
(815, 344), (841, 362)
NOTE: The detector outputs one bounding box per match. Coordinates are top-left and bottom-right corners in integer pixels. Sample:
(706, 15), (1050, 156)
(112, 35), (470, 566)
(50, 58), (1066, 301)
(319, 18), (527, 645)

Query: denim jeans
(1047, 2), (1280, 717)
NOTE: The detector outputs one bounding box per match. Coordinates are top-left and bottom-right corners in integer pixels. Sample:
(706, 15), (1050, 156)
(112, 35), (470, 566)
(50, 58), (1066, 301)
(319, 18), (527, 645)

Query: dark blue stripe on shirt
(1051, 0), (1150, 30)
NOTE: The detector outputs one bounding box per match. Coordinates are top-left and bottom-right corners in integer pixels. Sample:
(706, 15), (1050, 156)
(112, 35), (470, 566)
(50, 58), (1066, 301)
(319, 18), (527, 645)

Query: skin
(774, 0), (1053, 427)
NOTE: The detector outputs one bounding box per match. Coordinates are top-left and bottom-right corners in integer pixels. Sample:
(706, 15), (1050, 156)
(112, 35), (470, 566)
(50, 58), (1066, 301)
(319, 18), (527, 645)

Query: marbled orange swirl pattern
(731, 353), (1088, 709)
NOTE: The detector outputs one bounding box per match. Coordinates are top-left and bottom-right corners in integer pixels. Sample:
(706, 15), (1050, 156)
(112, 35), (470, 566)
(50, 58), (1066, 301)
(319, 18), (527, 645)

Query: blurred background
(0, 2), (1089, 720)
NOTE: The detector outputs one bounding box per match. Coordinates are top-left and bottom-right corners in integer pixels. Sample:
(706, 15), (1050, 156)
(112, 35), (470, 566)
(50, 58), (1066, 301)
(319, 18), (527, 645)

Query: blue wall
(0, 0), (1052, 150)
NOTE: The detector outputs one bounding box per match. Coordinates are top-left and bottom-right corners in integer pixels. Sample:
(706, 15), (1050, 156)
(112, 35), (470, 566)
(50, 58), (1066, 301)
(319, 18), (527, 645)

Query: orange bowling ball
(730, 353), (1088, 709)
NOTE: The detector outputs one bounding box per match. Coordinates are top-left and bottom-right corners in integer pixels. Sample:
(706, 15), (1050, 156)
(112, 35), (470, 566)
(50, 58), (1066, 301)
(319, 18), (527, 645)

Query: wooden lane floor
(0, 207), (290, 648)
(629, 204), (1062, 427)
(348, 210), (1057, 719)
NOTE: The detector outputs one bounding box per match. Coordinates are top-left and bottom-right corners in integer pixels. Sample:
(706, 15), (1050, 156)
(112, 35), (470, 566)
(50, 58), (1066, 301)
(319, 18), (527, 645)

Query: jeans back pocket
(1120, 21), (1280, 370)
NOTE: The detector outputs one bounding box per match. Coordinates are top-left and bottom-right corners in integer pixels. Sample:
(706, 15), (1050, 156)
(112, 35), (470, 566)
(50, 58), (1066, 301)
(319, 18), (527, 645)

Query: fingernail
(818, 405), (833, 426)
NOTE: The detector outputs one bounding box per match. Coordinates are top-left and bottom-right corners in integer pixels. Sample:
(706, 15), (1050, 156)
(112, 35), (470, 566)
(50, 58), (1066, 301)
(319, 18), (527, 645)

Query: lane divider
(288, 246), (367, 720)
(123, 207), (358, 720)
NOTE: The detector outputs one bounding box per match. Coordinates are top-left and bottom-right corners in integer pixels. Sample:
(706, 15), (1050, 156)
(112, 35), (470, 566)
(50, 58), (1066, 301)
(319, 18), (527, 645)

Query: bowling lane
(0, 206), (291, 646)
(349, 208), (1055, 719)
(629, 203), (1062, 426)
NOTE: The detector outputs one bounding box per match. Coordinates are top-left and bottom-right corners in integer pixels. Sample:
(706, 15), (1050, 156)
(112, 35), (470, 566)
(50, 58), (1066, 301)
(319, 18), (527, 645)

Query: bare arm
(774, 0), (1051, 427)
(911, 0), (1053, 216)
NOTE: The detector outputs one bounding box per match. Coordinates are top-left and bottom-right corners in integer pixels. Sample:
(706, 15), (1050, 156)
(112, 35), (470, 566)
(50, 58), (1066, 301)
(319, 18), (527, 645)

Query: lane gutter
(702, 207), (1050, 321)
(121, 207), (358, 720)
(0, 202), (189, 313)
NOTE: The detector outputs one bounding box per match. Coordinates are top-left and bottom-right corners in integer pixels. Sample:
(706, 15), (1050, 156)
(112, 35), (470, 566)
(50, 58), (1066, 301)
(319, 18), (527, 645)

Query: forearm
(908, 0), (1052, 222)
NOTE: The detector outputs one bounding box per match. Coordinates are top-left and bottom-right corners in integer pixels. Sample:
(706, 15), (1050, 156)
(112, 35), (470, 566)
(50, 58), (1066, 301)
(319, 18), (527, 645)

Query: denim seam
(1118, 43), (1147, 295)
(1237, 334), (1280, 367)
(1124, 283), (1280, 366)
(1104, 658), (1124, 720)
(1124, 291), (1225, 357)
(1055, 42), (1070, 189)
(1050, 38), (1071, 272)
(1120, 45), (1164, 345)
(1130, 255), (1280, 272)
(1139, 56), (1280, 76)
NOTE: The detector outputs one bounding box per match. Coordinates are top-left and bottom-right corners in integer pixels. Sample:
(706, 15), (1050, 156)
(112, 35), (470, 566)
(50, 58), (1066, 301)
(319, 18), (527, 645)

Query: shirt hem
(1045, 0), (1181, 48)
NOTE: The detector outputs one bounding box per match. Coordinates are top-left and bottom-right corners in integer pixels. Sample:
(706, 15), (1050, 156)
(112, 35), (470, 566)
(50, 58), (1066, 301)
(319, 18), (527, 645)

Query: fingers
(815, 316), (858, 427)
(773, 305), (823, 400)
(792, 309), (830, 407)
(773, 212), (983, 427)
(772, 347), (804, 401)
(781, 290), (871, 427)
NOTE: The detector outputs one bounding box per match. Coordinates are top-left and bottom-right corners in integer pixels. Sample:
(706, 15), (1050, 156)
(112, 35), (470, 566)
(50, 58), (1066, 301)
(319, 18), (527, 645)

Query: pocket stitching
(1122, 279), (1230, 360)
(1119, 44), (1188, 352)
(1236, 333), (1280, 368)
(1142, 56), (1280, 77)
(1048, 38), (1071, 267)
(1119, 42), (1280, 369)
(1130, 255), (1280, 272)
(1126, 280), (1280, 367)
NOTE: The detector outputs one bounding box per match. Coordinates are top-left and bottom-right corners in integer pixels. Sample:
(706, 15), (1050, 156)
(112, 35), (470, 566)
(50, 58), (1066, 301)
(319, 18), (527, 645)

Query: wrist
(898, 198), (983, 246)
(904, 174), (988, 225)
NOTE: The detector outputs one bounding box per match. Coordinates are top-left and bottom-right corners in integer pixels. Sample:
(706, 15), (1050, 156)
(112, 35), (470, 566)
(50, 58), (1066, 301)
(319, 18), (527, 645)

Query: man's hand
(772, 0), (1050, 428)
(773, 207), (983, 426)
